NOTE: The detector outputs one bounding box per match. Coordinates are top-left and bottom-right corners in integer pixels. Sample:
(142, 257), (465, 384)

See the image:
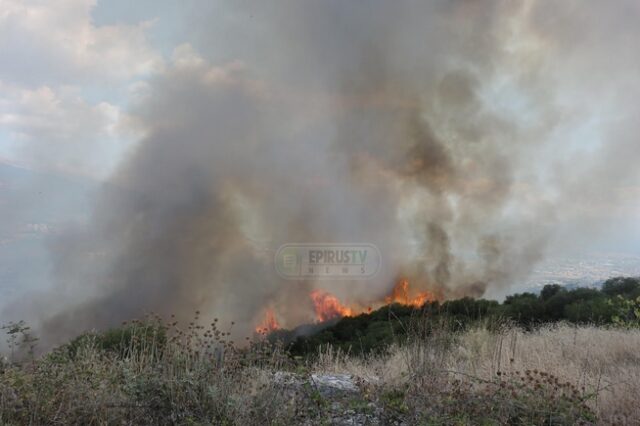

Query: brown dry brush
(356, 324), (597, 425)
(307, 318), (640, 425)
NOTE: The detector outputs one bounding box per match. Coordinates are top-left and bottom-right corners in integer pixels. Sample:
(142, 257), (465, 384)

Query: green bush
(602, 276), (640, 299)
(61, 318), (167, 360)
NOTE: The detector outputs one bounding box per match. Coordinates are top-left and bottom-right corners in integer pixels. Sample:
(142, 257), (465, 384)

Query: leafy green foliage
(601, 276), (640, 299)
(61, 318), (167, 360)
(609, 295), (640, 327)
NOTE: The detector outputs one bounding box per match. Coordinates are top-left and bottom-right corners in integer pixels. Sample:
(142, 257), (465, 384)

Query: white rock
(311, 373), (359, 396)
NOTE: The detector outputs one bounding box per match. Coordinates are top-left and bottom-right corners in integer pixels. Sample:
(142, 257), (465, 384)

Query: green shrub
(61, 317), (167, 360)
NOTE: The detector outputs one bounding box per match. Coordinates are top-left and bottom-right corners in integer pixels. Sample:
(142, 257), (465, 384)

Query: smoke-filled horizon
(2, 0), (640, 348)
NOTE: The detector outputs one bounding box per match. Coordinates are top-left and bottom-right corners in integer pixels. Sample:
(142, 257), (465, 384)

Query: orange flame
(385, 278), (436, 308)
(310, 290), (354, 322)
(309, 279), (436, 322)
(255, 308), (280, 334)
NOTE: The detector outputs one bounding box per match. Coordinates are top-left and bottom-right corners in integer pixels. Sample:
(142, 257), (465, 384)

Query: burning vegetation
(255, 308), (280, 334)
(309, 290), (354, 323)
(385, 279), (438, 308)
(257, 279), (438, 332)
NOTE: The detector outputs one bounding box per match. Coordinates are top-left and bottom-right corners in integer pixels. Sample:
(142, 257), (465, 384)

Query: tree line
(286, 276), (640, 355)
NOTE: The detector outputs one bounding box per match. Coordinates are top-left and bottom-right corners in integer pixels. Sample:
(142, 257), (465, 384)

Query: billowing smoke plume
(5, 0), (640, 346)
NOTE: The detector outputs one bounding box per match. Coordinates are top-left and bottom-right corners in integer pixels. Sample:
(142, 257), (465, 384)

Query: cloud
(0, 0), (162, 86)
(0, 0), (163, 178)
(0, 81), (138, 177)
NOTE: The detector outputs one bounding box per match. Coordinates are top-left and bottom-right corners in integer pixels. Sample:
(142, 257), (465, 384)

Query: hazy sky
(1, 0), (640, 348)
(2, 1), (638, 234)
(0, 1), (639, 304)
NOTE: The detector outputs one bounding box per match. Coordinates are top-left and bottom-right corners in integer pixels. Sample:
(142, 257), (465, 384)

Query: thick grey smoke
(4, 0), (640, 346)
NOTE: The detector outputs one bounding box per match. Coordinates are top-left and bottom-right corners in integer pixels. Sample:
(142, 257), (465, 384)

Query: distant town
(525, 252), (640, 291)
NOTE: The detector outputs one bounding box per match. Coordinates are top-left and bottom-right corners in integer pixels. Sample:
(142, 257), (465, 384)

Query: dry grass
(319, 323), (640, 424)
(1, 317), (639, 425)
(0, 315), (300, 425)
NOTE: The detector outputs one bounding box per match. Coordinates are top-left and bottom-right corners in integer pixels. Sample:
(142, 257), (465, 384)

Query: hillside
(0, 277), (639, 424)
(281, 277), (640, 356)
